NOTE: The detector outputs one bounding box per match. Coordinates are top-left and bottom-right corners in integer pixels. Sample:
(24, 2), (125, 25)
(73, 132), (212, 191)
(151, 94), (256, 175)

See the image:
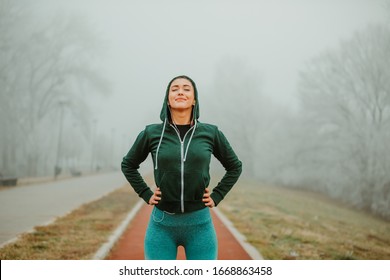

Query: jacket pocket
(184, 171), (208, 201)
(157, 171), (181, 202)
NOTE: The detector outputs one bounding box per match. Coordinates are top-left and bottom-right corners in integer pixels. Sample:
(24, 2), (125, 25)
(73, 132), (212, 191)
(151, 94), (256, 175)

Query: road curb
(93, 200), (144, 260)
(213, 208), (264, 260)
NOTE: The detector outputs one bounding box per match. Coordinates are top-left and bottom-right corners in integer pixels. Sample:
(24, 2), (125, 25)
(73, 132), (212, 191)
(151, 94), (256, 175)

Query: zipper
(170, 124), (194, 213)
(180, 142), (184, 213)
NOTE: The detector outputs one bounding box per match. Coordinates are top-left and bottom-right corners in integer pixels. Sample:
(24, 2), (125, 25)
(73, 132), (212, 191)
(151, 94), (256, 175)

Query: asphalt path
(0, 172), (127, 247)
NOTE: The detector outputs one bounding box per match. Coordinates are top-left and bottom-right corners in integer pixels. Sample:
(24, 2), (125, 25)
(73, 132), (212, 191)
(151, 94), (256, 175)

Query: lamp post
(90, 119), (97, 172)
(54, 100), (66, 179)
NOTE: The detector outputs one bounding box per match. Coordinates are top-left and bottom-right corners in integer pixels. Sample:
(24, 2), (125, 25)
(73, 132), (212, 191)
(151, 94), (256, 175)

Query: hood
(155, 75), (199, 170)
(160, 75), (200, 122)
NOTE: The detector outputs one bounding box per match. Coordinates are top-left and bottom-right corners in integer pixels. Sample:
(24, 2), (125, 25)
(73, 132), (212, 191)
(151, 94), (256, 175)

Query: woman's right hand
(149, 187), (161, 205)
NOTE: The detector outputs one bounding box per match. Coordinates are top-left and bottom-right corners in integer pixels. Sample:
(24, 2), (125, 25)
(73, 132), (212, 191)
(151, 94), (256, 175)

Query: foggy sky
(28, 0), (387, 143)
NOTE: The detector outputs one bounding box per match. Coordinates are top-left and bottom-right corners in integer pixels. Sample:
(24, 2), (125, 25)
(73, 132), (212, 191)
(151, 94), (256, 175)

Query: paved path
(0, 172), (126, 246)
(106, 204), (262, 260)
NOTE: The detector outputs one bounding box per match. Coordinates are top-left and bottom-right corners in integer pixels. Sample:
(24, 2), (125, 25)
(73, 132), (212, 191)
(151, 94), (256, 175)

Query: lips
(175, 98), (187, 102)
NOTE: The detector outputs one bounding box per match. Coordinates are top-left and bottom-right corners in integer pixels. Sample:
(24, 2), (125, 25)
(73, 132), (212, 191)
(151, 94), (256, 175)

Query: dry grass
(0, 185), (139, 259)
(219, 179), (390, 260)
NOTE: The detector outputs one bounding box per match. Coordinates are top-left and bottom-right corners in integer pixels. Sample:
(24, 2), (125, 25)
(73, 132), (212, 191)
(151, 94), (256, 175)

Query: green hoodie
(121, 75), (242, 213)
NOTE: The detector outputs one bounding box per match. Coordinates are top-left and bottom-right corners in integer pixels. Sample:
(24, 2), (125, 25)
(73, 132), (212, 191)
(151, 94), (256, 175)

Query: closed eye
(171, 85), (179, 91)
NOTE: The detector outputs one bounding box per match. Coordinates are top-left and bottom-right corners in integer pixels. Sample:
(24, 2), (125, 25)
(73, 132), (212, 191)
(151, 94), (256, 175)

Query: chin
(172, 104), (191, 109)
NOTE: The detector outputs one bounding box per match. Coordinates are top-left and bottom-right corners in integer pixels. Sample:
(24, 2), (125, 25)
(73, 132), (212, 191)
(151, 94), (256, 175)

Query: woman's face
(168, 78), (195, 111)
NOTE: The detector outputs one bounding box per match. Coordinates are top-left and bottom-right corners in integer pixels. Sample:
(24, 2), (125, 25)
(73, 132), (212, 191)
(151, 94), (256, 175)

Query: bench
(0, 177), (18, 186)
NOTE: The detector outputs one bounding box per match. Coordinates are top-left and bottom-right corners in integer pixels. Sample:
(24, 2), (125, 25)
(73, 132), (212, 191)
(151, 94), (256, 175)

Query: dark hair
(166, 75), (197, 96)
(164, 75), (199, 123)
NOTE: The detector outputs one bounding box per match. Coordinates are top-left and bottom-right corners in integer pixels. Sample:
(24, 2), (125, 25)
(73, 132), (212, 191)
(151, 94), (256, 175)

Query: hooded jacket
(121, 75), (242, 213)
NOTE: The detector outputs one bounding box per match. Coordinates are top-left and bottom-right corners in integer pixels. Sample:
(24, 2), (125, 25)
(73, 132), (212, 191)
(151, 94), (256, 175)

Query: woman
(121, 75), (242, 260)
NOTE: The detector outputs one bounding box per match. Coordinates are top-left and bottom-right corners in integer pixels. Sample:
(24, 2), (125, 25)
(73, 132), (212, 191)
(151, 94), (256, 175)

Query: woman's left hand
(203, 188), (215, 208)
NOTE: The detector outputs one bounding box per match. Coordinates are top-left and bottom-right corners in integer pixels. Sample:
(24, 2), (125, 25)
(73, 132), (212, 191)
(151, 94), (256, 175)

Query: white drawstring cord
(184, 120), (197, 162)
(155, 118), (167, 170)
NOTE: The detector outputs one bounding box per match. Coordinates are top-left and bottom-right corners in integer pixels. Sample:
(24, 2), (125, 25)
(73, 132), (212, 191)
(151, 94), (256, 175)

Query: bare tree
(0, 1), (110, 177)
(297, 24), (390, 217)
(0, 0), (27, 176)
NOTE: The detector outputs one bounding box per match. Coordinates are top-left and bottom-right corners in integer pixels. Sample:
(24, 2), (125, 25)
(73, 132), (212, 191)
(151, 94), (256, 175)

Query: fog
(1, 0), (389, 218)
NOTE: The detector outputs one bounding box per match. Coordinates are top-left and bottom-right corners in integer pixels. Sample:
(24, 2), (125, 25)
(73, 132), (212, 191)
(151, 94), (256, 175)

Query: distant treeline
(207, 24), (390, 219)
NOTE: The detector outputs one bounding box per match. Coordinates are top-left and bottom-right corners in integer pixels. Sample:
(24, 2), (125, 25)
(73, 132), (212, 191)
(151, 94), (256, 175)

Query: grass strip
(219, 180), (390, 260)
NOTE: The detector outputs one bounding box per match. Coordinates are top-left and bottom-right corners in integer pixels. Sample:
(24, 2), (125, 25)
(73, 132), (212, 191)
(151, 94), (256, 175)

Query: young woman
(121, 75), (242, 260)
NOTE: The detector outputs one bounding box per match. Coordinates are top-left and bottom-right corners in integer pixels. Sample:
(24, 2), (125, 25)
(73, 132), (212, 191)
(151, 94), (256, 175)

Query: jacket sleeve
(211, 128), (242, 206)
(121, 128), (154, 204)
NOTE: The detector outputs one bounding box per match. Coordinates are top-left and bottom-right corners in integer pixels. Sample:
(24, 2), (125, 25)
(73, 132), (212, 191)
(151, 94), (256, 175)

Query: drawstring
(184, 120), (197, 162)
(155, 118), (167, 170)
(156, 103), (198, 168)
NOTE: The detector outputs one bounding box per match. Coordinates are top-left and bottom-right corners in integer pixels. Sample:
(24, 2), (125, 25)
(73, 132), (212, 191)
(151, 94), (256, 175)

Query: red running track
(106, 204), (253, 260)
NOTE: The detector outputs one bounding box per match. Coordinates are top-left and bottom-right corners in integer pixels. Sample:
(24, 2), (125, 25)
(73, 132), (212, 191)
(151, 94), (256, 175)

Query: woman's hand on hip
(149, 187), (161, 205)
(203, 188), (215, 208)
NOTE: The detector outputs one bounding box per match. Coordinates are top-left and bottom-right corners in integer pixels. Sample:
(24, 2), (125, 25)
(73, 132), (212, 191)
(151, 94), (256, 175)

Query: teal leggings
(144, 207), (218, 260)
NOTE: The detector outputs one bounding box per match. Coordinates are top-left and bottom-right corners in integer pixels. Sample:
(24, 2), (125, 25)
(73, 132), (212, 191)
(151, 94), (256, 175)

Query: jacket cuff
(210, 192), (223, 207)
(141, 189), (154, 204)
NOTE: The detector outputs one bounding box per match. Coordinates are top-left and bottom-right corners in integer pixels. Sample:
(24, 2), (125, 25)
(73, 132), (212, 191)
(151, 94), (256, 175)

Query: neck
(170, 108), (192, 125)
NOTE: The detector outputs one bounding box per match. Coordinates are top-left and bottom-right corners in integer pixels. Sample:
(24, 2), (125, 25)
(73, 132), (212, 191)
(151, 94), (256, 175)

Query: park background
(1, 0), (390, 260)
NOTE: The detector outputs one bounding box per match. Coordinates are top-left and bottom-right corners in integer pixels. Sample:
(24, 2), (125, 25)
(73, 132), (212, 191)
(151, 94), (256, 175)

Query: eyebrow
(171, 84), (191, 88)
